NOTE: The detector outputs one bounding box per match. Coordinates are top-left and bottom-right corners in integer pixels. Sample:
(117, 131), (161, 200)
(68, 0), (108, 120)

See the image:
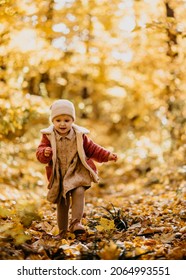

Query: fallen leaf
(96, 217), (115, 232)
(144, 239), (157, 246)
(138, 227), (168, 236)
(160, 233), (175, 244)
(99, 241), (121, 260)
(180, 226), (186, 233)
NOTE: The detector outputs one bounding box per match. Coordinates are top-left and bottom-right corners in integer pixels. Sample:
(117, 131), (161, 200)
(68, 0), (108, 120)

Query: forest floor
(0, 120), (186, 260)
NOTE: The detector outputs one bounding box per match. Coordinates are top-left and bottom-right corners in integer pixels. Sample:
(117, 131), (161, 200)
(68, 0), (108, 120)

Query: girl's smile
(53, 114), (74, 136)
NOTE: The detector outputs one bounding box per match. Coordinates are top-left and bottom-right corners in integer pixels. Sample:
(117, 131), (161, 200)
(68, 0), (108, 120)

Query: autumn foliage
(0, 0), (186, 260)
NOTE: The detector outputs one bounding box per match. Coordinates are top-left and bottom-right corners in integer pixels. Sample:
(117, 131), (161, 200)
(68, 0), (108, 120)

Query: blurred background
(0, 0), (186, 259)
(0, 0), (185, 186)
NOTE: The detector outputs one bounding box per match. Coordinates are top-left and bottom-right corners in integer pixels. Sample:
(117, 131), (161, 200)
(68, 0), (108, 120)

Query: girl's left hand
(108, 153), (118, 162)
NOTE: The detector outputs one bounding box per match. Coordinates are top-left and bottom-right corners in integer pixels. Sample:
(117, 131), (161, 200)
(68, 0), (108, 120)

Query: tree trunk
(164, 1), (184, 152)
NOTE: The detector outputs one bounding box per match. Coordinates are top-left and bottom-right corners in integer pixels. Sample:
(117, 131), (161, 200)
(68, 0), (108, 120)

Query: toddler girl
(36, 99), (117, 239)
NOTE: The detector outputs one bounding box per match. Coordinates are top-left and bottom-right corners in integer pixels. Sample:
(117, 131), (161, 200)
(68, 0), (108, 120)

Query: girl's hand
(44, 147), (52, 157)
(108, 153), (118, 162)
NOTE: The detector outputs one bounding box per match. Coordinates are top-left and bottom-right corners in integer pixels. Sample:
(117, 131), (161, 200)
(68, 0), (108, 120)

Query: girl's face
(53, 114), (74, 136)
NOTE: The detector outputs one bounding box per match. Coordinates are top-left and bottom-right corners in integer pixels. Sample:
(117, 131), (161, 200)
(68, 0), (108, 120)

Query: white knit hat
(50, 99), (76, 121)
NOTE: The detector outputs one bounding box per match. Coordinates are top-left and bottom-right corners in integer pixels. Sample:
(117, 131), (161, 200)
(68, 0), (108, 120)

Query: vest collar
(40, 123), (89, 135)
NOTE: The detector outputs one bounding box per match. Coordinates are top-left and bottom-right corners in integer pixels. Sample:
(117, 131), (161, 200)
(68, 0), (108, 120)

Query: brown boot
(52, 230), (67, 240)
(69, 219), (85, 234)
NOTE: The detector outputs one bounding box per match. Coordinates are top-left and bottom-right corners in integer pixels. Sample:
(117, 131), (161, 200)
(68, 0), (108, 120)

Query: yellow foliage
(99, 241), (121, 260)
(96, 217), (115, 232)
(16, 200), (41, 227)
(0, 206), (13, 218)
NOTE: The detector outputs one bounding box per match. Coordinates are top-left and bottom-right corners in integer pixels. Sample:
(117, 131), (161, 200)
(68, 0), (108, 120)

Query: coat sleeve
(36, 134), (53, 164)
(83, 134), (110, 163)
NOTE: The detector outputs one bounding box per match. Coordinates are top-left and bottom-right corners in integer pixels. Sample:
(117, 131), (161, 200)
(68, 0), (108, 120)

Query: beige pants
(57, 186), (85, 231)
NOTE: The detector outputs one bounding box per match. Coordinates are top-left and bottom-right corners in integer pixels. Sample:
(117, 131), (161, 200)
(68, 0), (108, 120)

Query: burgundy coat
(36, 124), (110, 184)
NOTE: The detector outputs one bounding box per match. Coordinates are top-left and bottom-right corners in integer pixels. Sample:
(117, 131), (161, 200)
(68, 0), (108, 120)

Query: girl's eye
(65, 119), (70, 122)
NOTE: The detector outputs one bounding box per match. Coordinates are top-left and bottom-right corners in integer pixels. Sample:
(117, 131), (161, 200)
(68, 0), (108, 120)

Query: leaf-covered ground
(0, 122), (186, 260)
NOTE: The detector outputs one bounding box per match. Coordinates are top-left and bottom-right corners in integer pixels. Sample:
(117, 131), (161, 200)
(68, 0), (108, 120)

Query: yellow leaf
(99, 241), (121, 260)
(0, 206), (13, 218)
(96, 217), (115, 232)
(135, 247), (147, 256)
(96, 225), (104, 232)
(14, 232), (31, 245)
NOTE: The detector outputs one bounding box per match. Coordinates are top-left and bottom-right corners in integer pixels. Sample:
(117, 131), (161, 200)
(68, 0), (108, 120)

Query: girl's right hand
(108, 153), (118, 162)
(44, 147), (52, 157)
